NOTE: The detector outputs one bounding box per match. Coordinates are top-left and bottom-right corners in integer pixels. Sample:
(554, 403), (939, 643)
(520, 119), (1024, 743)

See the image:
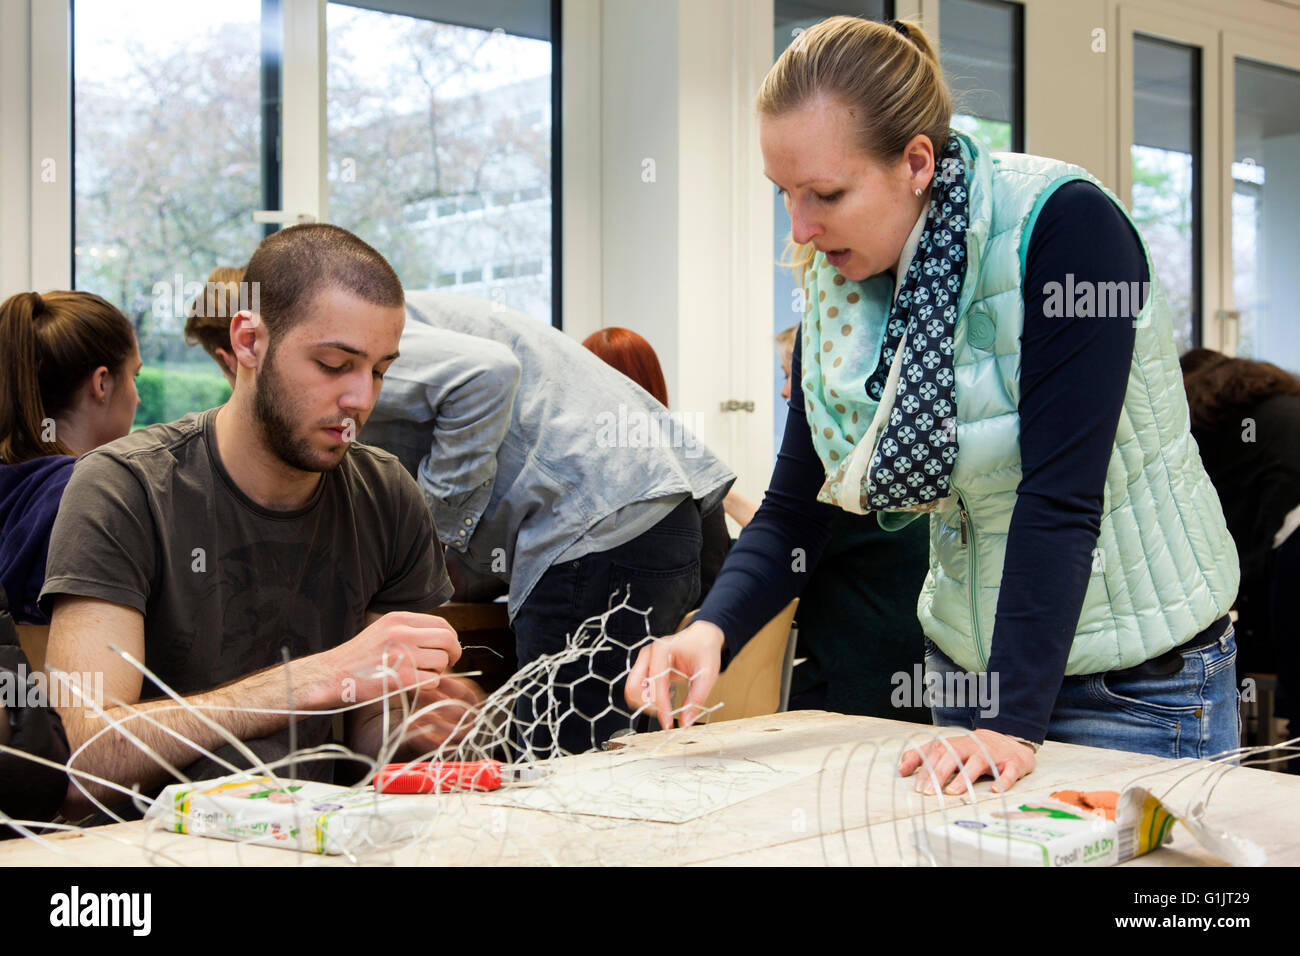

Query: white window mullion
(1, 0), (33, 297)
(278, 0), (328, 226)
(30, 0), (71, 291)
(561, 0), (603, 343)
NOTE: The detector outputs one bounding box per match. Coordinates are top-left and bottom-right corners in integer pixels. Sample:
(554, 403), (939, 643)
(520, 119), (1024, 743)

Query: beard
(253, 345), (350, 473)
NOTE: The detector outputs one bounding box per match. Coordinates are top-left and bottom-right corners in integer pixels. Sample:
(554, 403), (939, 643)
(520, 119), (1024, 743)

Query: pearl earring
(914, 187), (924, 198)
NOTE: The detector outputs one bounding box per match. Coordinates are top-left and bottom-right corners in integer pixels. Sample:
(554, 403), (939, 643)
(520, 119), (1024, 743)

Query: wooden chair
(676, 599), (799, 723)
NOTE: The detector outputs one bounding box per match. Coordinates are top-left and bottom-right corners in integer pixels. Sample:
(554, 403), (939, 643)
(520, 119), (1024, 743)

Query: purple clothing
(0, 456), (76, 624)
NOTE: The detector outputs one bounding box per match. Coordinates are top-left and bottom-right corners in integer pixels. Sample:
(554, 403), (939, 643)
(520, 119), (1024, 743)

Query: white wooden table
(2, 711), (1294, 866)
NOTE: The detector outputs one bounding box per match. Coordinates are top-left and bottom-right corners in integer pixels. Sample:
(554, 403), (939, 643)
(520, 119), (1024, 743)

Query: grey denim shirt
(362, 291), (735, 619)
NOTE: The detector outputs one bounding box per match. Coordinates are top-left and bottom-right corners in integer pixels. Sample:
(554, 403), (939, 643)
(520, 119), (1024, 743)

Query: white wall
(584, 0), (776, 502)
(598, 0), (681, 391)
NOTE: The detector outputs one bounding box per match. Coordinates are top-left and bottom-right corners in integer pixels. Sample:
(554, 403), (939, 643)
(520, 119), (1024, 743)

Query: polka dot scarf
(802, 134), (971, 515)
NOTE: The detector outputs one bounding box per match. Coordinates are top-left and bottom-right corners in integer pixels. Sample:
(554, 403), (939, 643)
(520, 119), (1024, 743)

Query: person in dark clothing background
(1182, 348), (1300, 764)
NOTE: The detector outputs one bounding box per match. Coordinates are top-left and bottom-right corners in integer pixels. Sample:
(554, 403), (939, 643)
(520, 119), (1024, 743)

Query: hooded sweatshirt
(0, 455), (76, 624)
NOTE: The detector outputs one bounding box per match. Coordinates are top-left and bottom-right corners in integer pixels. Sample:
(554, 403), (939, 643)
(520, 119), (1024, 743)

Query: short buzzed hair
(243, 224), (404, 343)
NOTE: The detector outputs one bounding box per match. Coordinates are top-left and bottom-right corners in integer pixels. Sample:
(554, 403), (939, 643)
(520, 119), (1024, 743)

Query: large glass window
(1131, 35), (1201, 353)
(1233, 58), (1300, 369)
(940, 0), (1023, 152)
(73, 0), (279, 425)
(326, 1), (555, 325)
(770, 1), (891, 453)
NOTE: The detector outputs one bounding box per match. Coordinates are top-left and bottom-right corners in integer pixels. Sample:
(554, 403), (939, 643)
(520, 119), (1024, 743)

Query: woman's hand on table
(898, 728), (1037, 795)
(623, 621), (726, 730)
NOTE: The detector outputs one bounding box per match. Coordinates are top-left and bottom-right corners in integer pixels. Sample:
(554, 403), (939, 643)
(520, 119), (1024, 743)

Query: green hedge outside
(133, 366), (232, 428)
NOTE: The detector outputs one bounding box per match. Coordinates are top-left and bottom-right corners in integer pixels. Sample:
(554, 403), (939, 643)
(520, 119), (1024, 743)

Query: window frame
(1219, 28), (1300, 358)
(323, 0), (562, 327)
(69, 0), (288, 289)
(51, 0), (561, 326)
(939, 0), (1025, 153)
(1127, 30), (1204, 351)
(1118, 8), (1219, 353)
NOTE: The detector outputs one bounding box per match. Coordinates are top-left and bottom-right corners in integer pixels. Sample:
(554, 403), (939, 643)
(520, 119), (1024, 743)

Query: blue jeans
(925, 625), (1242, 759)
(510, 498), (703, 757)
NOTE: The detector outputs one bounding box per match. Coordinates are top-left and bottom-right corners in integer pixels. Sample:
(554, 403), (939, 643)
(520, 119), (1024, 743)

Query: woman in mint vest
(626, 15), (1240, 794)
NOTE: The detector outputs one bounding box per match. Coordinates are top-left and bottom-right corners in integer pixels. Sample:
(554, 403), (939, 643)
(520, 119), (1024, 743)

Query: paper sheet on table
(480, 754), (818, 823)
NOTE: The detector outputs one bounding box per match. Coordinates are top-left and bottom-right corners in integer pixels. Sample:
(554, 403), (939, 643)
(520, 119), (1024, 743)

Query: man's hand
(317, 611), (461, 705)
(898, 728), (1037, 795)
(347, 676), (485, 761)
(623, 621), (725, 730)
(402, 677), (486, 754)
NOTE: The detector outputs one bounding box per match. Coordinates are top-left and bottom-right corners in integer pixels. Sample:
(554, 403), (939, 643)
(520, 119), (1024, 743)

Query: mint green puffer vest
(878, 136), (1237, 675)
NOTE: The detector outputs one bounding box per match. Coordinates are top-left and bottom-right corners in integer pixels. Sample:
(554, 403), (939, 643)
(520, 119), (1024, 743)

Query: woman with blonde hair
(629, 16), (1239, 794)
(0, 291), (139, 624)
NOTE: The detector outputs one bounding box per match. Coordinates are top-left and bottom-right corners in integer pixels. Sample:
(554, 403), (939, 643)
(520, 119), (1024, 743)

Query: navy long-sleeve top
(698, 180), (1146, 744)
(0, 455), (76, 625)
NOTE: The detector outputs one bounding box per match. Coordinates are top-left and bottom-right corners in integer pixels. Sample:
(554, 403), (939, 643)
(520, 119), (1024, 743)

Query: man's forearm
(58, 653), (336, 816)
(347, 700), (402, 764)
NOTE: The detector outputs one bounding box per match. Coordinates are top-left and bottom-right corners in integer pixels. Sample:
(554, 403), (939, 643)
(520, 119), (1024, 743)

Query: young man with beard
(189, 282), (736, 758)
(41, 225), (463, 818)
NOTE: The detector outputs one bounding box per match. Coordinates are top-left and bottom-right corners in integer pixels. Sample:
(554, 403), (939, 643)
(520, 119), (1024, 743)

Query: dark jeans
(510, 498), (703, 757)
(926, 621), (1241, 759)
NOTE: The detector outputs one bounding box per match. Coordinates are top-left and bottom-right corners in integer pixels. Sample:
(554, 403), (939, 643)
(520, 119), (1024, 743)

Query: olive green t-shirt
(40, 407), (452, 787)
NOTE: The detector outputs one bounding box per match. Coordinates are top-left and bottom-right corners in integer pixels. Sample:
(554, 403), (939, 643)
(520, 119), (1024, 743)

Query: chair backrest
(677, 599), (799, 723)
